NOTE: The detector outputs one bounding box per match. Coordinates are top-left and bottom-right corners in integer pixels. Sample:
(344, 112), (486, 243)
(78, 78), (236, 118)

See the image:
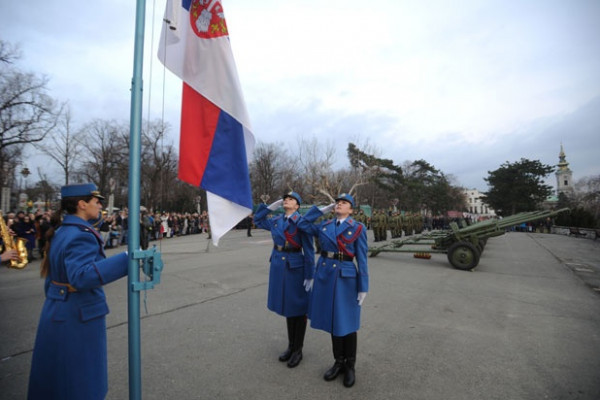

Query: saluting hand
(267, 199), (284, 211)
(318, 203), (335, 214)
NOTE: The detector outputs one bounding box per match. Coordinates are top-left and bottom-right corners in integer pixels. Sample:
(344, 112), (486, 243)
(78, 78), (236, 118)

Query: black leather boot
(287, 316), (306, 368)
(343, 332), (357, 387)
(344, 357), (356, 387)
(324, 335), (345, 381)
(278, 318), (294, 362)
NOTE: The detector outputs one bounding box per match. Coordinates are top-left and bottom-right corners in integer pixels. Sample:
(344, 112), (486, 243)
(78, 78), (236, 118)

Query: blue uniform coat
(28, 215), (128, 400)
(254, 204), (315, 317)
(297, 206), (369, 336)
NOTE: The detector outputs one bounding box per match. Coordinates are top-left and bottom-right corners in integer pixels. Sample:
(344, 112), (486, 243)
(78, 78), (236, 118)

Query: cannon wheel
(447, 241), (480, 271)
(478, 238), (487, 251)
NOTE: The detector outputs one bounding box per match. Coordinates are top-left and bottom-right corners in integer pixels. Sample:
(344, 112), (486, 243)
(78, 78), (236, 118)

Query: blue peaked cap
(335, 193), (355, 208)
(283, 191), (302, 205)
(61, 183), (105, 200)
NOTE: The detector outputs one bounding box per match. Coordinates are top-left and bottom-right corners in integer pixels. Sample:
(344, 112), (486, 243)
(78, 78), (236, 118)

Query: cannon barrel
(369, 208), (570, 271)
(452, 208), (567, 235)
(438, 208), (570, 249)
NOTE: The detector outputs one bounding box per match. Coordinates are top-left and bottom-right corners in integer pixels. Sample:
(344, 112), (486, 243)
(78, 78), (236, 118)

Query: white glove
(267, 199), (284, 211)
(303, 279), (314, 292)
(318, 203), (335, 214)
(357, 292), (367, 306)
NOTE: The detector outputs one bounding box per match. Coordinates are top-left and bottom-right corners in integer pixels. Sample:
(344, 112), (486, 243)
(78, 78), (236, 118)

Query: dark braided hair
(40, 196), (93, 278)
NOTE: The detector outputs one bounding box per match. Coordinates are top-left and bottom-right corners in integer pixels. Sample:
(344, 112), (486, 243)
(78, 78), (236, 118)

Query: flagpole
(128, 0), (146, 398)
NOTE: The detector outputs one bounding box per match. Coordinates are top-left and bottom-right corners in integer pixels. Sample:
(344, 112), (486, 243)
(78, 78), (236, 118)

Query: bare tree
(0, 41), (20, 64)
(28, 168), (58, 209)
(35, 105), (84, 185)
(0, 40), (62, 191)
(249, 141), (296, 203)
(574, 175), (600, 222)
(140, 119), (178, 211)
(295, 137), (337, 202)
(77, 119), (128, 204)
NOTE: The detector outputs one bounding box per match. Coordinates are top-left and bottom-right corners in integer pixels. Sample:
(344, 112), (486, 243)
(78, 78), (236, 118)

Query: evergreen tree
(482, 158), (554, 216)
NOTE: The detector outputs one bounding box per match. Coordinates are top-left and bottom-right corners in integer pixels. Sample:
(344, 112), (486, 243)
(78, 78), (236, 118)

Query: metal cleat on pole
(130, 246), (164, 291)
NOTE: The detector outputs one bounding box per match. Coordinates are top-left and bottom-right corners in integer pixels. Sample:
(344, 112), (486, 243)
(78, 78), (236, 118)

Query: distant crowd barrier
(552, 226), (600, 240)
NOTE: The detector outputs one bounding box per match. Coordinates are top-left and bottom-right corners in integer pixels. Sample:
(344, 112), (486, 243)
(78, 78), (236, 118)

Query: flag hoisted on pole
(158, 0), (254, 245)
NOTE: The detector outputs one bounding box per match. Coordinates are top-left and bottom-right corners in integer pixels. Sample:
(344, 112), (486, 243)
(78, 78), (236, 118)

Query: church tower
(555, 144), (573, 196)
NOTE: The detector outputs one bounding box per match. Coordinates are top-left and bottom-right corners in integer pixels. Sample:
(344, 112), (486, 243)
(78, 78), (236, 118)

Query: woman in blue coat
(28, 184), (129, 400)
(296, 193), (368, 388)
(253, 191), (315, 368)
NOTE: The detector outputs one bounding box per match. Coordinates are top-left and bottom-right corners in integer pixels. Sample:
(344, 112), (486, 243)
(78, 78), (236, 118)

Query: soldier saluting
(296, 193), (369, 388)
(254, 191), (315, 368)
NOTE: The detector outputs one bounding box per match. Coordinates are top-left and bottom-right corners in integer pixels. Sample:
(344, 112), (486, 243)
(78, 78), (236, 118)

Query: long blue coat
(297, 206), (369, 336)
(28, 215), (128, 400)
(254, 204), (315, 317)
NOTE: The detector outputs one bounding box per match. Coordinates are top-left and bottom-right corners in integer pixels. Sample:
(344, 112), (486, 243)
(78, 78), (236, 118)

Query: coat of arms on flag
(158, 0), (254, 246)
(190, 0), (228, 37)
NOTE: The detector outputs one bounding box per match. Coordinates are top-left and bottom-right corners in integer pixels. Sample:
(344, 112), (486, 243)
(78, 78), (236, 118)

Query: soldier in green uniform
(389, 212), (396, 239)
(355, 208), (366, 228)
(404, 213), (413, 237)
(415, 213), (423, 234)
(381, 211), (389, 242)
(397, 211), (404, 238)
(371, 210), (381, 242)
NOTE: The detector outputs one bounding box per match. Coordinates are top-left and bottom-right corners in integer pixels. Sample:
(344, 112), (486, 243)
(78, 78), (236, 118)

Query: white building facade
(463, 188), (496, 219)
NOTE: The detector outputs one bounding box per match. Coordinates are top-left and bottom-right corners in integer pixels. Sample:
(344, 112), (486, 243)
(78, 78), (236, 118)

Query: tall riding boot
(287, 316), (306, 368)
(343, 332), (357, 387)
(278, 317), (294, 362)
(324, 335), (345, 381)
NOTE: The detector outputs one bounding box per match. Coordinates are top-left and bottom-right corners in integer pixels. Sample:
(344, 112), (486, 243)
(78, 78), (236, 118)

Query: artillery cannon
(369, 208), (569, 271)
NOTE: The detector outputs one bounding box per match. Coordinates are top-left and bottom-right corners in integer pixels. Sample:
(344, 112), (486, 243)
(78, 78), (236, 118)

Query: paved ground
(1, 229), (599, 400)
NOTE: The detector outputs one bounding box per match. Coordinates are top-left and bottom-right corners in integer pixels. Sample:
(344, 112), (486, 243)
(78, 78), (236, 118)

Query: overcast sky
(1, 0), (599, 192)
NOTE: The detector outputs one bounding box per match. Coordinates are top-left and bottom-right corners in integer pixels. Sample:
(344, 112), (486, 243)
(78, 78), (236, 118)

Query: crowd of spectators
(1, 208), (213, 259)
(2, 210), (52, 260)
(2, 206), (559, 261)
(95, 209), (213, 250)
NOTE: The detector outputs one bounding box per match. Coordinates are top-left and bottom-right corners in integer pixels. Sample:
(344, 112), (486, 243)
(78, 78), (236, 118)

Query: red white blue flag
(158, 0), (254, 245)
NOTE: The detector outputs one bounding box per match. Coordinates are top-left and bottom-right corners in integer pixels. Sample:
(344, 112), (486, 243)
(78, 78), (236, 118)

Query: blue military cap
(335, 193), (355, 208)
(283, 191), (302, 205)
(61, 183), (105, 200)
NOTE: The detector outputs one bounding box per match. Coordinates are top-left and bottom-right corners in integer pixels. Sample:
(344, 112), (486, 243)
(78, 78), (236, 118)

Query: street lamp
(20, 166), (30, 191)
(195, 195), (202, 214)
(18, 166), (31, 210)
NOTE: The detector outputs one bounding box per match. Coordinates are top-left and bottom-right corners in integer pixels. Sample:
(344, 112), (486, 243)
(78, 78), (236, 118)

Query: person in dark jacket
(254, 191), (315, 368)
(28, 184), (129, 400)
(12, 211), (36, 260)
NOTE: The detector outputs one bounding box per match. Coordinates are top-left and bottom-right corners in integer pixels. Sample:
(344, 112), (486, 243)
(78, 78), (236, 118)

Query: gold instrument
(0, 211), (28, 269)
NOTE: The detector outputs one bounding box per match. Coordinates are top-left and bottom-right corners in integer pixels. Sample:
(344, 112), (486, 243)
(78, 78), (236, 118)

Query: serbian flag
(158, 0), (254, 245)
